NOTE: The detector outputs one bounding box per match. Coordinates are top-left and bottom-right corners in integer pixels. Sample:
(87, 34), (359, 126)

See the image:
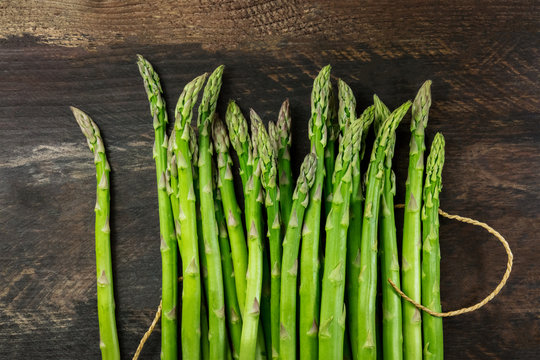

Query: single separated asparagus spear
(213, 116), (249, 315)
(318, 116), (363, 360)
(198, 65), (227, 360)
(172, 73), (208, 360)
(239, 110), (267, 360)
(402, 80), (432, 360)
(279, 153), (318, 360)
(136, 55), (178, 360)
(421, 133), (445, 360)
(323, 85), (339, 218)
(275, 99), (294, 231)
(215, 184), (243, 359)
(357, 101), (412, 359)
(298, 65), (331, 360)
(259, 118), (282, 359)
(373, 95), (403, 360)
(71, 107), (120, 360)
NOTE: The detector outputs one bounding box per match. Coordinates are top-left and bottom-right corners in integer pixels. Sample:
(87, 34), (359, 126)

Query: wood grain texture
(0, 1), (538, 359)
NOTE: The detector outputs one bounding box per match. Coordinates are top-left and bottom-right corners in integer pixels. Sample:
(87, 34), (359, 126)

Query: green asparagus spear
(71, 107), (120, 360)
(191, 128), (212, 360)
(422, 133), (445, 360)
(172, 73), (207, 359)
(373, 95), (403, 360)
(197, 65), (226, 360)
(239, 110), (266, 360)
(279, 153), (317, 360)
(402, 80), (432, 360)
(213, 116), (249, 315)
(215, 185), (243, 359)
(323, 85), (339, 218)
(357, 101), (412, 359)
(335, 79), (358, 358)
(346, 105), (375, 360)
(274, 100), (294, 231)
(259, 118), (282, 359)
(318, 116), (363, 360)
(225, 102), (268, 359)
(298, 66), (330, 360)
(136, 55), (178, 360)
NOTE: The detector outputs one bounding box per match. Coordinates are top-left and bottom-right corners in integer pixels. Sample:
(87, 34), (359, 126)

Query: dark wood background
(0, 1), (538, 359)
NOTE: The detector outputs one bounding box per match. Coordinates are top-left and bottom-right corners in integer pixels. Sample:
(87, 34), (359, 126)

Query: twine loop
(389, 205), (513, 317)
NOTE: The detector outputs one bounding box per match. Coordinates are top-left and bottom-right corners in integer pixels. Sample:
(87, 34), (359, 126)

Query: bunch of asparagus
(74, 56), (447, 360)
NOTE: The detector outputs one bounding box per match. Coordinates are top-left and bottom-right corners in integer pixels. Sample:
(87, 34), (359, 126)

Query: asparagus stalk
(318, 116), (363, 360)
(191, 129), (212, 360)
(259, 119), (283, 359)
(323, 85), (338, 217)
(172, 73), (208, 359)
(422, 133), (445, 360)
(346, 106), (375, 360)
(225, 102), (268, 359)
(335, 79), (358, 358)
(136, 55), (178, 360)
(71, 107), (120, 360)
(197, 65), (227, 360)
(357, 101), (412, 359)
(213, 116), (249, 315)
(298, 66), (331, 360)
(373, 95), (403, 360)
(275, 100), (294, 230)
(215, 185), (243, 359)
(279, 153), (317, 360)
(239, 110), (266, 360)
(402, 80), (432, 360)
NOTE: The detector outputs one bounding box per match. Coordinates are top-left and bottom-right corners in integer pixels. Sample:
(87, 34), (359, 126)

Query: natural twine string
(132, 276), (182, 360)
(132, 301), (162, 360)
(133, 207), (513, 358)
(390, 204), (513, 317)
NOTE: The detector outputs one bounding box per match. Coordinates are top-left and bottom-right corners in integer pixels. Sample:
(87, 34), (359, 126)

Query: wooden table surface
(0, 1), (538, 359)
